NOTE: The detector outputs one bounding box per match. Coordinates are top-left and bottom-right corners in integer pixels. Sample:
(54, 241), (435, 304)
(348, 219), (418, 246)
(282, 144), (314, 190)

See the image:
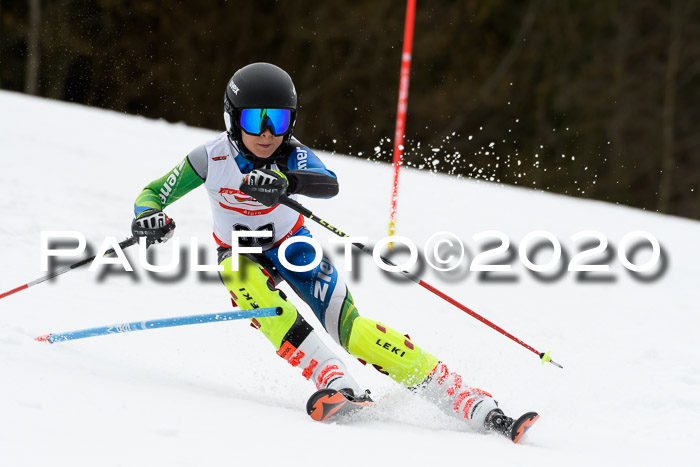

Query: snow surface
(1, 90), (699, 466)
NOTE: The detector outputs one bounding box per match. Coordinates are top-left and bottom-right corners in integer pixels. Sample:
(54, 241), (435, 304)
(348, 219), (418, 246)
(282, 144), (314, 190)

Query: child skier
(130, 62), (536, 442)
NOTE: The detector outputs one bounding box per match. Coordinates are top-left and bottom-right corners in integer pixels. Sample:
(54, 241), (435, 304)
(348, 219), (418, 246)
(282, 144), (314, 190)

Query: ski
(306, 388), (375, 422)
(307, 389), (539, 444)
(510, 412), (540, 443)
(486, 407), (540, 444)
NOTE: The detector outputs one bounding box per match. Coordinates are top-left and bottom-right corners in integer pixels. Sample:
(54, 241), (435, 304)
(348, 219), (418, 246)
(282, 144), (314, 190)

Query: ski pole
(279, 195), (563, 369)
(35, 307), (281, 343)
(0, 236), (138, 301)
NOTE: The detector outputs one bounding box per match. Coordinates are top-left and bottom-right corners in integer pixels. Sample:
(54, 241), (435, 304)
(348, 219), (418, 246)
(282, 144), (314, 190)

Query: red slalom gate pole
(388, 0), (417, 242)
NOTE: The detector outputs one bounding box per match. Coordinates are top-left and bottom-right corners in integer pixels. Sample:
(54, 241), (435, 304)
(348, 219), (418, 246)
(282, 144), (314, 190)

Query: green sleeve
(134, 157), (205, 216)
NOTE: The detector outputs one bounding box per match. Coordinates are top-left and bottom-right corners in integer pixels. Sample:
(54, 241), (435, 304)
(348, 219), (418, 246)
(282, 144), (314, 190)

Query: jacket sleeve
(133, 155), (205, 217)
(283, 145), (339, 199)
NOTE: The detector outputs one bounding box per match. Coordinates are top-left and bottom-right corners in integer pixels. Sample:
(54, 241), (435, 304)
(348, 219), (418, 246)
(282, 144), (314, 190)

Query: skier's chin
(254, 145), (275, 159)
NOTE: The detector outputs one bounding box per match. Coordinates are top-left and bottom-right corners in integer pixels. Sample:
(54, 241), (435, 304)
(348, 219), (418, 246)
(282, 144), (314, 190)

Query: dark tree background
(2, 0), (699, 219)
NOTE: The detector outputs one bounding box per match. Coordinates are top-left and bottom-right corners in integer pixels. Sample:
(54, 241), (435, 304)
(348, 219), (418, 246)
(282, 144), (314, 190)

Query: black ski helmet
(224, 62), (298, 164)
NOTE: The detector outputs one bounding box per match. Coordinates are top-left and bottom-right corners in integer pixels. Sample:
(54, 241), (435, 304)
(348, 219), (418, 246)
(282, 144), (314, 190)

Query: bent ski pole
(35, 307), (281, 343)
(0, 236), (137, 301)
(279, 195), (563, 369)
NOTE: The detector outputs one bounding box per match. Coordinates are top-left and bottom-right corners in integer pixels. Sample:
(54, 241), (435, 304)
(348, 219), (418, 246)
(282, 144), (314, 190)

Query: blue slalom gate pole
(35, 307), (281, 343)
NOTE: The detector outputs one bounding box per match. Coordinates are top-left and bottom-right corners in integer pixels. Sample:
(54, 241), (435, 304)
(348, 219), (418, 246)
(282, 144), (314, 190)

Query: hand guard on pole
(131, 209), (176, 246)
(240, 169), (288, 206)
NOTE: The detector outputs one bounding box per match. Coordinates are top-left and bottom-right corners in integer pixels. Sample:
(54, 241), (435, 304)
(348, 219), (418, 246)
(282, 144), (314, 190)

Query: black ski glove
(131, 209), (176, 245)
(240, 169), (289, 207)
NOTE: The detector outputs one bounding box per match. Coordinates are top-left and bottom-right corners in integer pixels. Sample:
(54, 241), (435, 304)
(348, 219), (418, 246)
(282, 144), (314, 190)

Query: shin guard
(345, 316), (438, 387)
(220, 254), (297, 349)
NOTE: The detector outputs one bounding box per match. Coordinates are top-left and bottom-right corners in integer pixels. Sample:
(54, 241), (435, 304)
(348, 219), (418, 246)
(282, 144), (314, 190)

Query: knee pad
(219, 254), (297, 349)
(346, 316), (438, 387)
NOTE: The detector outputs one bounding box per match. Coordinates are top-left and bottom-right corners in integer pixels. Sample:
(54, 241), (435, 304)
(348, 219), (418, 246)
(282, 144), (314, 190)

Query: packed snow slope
(1, 90), (698, 466)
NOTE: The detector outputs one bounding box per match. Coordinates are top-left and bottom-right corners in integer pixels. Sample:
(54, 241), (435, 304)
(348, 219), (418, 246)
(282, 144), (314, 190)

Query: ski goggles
(239, 108), (293, 136)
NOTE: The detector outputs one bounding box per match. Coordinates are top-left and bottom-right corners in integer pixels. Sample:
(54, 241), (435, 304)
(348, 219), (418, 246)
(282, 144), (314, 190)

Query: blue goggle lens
(239, 108), (292, 136)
